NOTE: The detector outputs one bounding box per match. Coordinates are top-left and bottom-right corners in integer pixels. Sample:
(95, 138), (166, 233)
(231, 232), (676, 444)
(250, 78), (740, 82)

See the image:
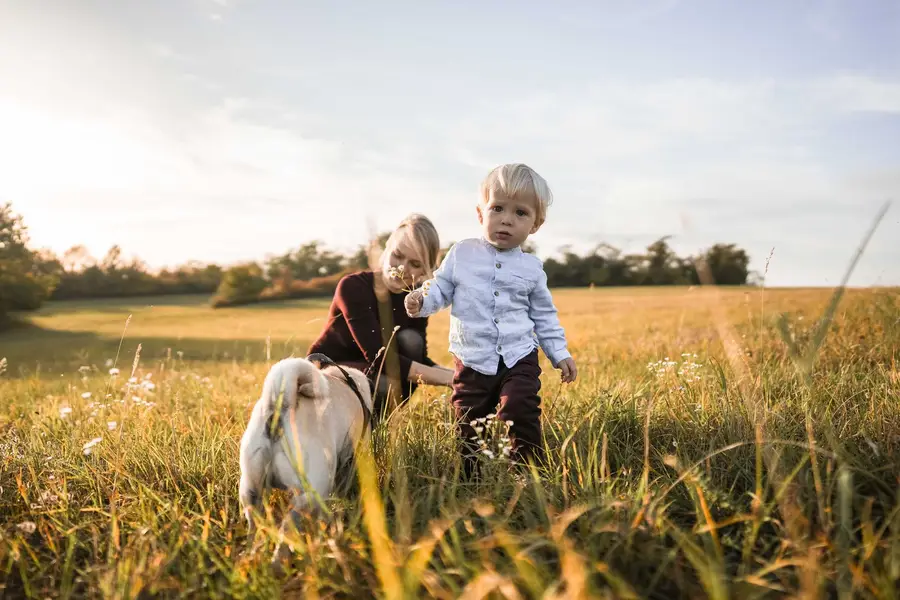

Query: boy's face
(477, 189), (540, 250)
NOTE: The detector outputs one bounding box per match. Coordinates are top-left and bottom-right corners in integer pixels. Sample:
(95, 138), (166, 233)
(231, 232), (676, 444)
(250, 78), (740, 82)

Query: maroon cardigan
(307, 270), (436, 399)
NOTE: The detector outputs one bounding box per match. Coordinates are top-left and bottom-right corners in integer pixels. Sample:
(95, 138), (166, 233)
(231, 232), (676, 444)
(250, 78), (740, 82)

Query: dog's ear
(297, 382), (316, 398)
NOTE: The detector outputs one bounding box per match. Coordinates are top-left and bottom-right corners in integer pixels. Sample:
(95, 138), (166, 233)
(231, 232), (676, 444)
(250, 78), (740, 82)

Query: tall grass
(1, 254), (898, 595)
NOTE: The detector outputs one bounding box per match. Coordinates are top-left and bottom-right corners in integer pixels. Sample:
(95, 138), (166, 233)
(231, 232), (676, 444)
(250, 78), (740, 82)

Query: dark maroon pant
(451, 350), (543, 476)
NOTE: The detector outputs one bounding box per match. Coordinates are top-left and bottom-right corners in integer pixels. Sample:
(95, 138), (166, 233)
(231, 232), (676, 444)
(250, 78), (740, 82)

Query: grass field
(1, 285), (899, 598)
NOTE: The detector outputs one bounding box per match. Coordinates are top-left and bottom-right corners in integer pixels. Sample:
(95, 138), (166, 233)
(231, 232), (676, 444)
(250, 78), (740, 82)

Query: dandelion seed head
(17, 521), (36, 534)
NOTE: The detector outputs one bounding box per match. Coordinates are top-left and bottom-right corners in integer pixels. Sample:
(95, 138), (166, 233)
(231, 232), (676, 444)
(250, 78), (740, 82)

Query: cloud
(807, 74), (900, 113)
(2, 67), (897, 285)
(421, 74), (900, 285)
(0, 96), (465, 267)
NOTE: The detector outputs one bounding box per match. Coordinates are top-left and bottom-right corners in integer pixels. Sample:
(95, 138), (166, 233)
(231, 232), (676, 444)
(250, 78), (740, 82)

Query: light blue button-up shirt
(415, 237), (572, 376)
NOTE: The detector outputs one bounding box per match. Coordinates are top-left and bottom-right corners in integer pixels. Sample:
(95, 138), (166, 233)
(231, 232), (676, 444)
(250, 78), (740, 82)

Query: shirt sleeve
(336, 275), (416, 381)
(416, 242), (458, 318)
(528, 265), (571, 367)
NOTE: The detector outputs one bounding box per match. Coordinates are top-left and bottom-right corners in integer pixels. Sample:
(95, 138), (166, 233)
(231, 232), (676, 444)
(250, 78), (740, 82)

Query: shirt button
(497, 345), (502, 351)
(496, 262), (501, 268)
(493, 291), (499, 297)
(493, 317), (499, 324)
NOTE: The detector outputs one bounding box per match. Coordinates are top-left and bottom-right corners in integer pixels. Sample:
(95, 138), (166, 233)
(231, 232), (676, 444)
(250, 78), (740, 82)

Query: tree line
(1, 202), (752, 327)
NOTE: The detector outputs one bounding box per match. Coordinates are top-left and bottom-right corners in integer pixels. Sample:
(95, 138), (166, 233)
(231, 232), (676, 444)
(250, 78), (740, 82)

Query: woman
(307, 214), (454, 415)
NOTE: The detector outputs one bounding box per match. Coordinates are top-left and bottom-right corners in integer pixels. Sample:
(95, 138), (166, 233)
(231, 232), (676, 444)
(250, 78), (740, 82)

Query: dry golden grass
(1, 285), (898, 598)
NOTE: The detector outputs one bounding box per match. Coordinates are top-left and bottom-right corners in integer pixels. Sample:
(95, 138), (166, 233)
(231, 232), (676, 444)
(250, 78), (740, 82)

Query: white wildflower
(81, 392), (92, 399)
(105, 359), (114, 368)
(108, 368), (120, 376)
(107, 421), (117, 431)
(82, 437), (103, 455)
(17, 521), (36, 534)
(59, 407), (73, 418)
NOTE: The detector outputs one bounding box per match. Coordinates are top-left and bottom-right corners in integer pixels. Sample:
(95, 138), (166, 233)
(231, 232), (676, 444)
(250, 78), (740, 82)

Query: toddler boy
(405, 163), (576, 476)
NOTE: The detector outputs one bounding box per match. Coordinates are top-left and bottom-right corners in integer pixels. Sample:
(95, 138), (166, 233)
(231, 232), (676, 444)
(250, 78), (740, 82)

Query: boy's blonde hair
(383, 213), (442, 278)
(480, 163), (554, 229)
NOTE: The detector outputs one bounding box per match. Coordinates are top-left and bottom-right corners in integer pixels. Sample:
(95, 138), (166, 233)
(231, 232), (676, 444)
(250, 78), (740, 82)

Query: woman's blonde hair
(480, 163), (554, 229)
(383, 213), (442, 279)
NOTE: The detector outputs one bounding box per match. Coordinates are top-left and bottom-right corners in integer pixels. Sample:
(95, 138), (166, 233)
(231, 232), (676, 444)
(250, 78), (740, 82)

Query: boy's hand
(557, 357), (577, 384)
(405, 289), (424, 317)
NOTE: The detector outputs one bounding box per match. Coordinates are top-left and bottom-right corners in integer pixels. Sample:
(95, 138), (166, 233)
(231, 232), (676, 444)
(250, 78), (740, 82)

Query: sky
(0, 0), (898, 287)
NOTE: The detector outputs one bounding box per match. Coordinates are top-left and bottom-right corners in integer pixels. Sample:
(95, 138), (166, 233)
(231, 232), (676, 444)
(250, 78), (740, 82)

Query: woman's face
(382, 235), (428, 293)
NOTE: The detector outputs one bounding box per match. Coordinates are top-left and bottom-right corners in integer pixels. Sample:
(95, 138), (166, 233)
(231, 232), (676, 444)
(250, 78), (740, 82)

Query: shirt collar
(479, 236), (523, 255)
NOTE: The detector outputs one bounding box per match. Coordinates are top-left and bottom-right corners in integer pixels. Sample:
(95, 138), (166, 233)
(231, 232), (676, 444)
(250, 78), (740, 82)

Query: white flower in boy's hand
(557, 357), (577, 384)
(405, 289), (424, 317)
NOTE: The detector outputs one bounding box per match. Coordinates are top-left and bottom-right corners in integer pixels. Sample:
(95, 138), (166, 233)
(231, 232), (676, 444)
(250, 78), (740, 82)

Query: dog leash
(305, 353), (372, 440)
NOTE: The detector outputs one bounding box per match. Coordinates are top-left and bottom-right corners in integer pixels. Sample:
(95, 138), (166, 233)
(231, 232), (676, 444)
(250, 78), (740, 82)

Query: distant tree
(46, 244), (224, 299)
(266, 240), (349, 282)
(645, 237), (682, 285)
(698, 243), (750, 285)
(0, 203), (58, 328)
(62, 245), (94, 272)
(211, 262), (268, 307)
